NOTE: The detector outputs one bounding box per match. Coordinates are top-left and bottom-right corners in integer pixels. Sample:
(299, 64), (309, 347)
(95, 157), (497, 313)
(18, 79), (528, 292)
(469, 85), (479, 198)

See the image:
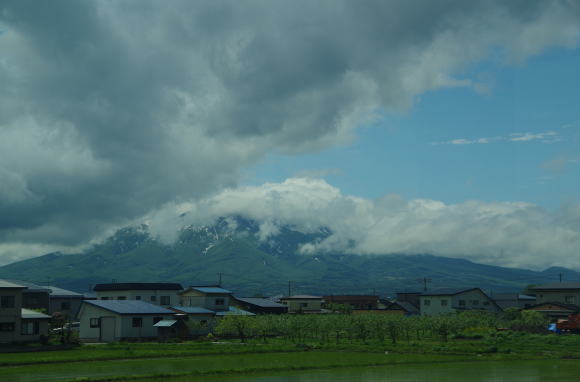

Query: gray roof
(234, 297), (287, 308)
(21, 308), (51, 319)
(493, 293), (536, 301)
(0, 280), (26, 289)
(4, 279), (50, 292)
(94, 283), (183, 292)
(171, 306), (215, 314)
(530, 282), (580, 290)
(390, 301), (419, 313)
(189, 286), (232, 294)
(47, 286), (83, 297)
(281, 295), (322, 300)
(153, 320), (177, 327)
(215, 307), (255, 316)
(421, 288), (481, 297)
(84, 300), (174, 315)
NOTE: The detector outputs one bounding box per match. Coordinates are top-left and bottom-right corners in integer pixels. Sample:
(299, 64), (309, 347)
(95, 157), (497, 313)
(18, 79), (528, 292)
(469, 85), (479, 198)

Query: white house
(93, 283), (183, 307)
(420, 288), (502, 316)
(78, 300), (175, 342)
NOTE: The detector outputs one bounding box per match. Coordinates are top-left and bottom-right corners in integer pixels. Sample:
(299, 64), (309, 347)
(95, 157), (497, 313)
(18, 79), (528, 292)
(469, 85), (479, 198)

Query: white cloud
(147, 178), (580, 271)
(435, 130), (562, 145)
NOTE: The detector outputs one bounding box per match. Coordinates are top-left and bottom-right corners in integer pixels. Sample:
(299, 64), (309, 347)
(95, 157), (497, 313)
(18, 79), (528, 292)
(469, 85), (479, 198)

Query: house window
(483, 301), (490, 306)
(441, 299), (448, 306)
(160, 296), (170, 305)
(117, 296), (126, 300)
(132, 317), (143, 328)
(61, 301), (71, 310)
(21, 321), (39, 335)
(0, 322), (15, 332)
(423, 299), (431, 306)
(135, 296), (141, 300)
(90, 318), (100, 328)
(150, 296), (156, 302)
(28, 296), (39, 305)
(458, 300), (466, 306)
(1, 296), (15, 308)
(565, 296), (576, 304)
(215, 298), (225, 306)
(300, 302), (308, 308)
(472, 300), (479, 305)
(153, 317), (163, 324)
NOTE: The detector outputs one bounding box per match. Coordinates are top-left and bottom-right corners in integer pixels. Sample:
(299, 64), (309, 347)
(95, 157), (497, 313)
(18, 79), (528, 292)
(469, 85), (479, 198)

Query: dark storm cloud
(0, 0), (579, 261)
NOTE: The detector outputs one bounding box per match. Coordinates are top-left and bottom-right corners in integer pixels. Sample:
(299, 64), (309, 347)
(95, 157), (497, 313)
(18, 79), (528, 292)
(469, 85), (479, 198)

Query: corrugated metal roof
(234, 297), (287, 308)
(21, 308), (51, 319)
(94, 283), (183, 291)
(171, 306), (215, 314)
(190, 286), (232, 294)
(153, 320), (177, 327)
(4, 279), (50, 292)
(281, 295), (322, 300)
(0, 279), (27, 289)
(215, 307), (255, 316)
(84, 300), (174, 315)
(530, 282), (580, 290)
(47, 286), (83, 297)
(420, 288), (479, 296)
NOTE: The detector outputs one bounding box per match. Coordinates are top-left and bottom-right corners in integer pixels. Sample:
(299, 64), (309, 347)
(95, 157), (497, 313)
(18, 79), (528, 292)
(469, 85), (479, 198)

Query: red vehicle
(556, 315), (580, 332)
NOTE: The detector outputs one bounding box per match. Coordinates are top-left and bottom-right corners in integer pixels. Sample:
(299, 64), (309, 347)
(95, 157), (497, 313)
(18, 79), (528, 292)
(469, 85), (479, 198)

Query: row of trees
(215, 309), (547, 344)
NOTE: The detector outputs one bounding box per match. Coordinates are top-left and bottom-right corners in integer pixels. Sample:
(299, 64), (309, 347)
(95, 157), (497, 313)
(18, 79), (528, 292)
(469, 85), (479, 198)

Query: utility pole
(417, 277), (432, 292)
(288, 281), (292, 297)
(218, 273), (222, 286)
(559, 273), (564, 283)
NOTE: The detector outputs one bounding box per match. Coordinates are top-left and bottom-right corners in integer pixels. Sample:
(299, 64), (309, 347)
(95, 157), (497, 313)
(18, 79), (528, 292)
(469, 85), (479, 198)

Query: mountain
(1, 216), (578, 297)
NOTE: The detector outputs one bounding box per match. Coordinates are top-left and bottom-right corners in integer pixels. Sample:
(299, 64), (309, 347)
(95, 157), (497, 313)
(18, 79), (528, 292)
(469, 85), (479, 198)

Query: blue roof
(84, 300), (174, 315)
(171, 306), (215, 314)
(191, 287), (232, 294)
(215, 307), (255, 316)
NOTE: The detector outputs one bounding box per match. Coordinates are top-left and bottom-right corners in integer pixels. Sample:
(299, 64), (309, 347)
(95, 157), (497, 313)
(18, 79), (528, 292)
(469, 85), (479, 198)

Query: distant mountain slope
(1, 216), (578, 296)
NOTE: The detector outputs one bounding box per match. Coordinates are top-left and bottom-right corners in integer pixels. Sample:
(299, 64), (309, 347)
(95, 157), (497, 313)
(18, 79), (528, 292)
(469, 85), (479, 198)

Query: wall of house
(282, 299), (322, 313)
(0, 287), (24, 344)
(79, 303), (109, 342)
(49, 297), (84, 320)
(180, 291), (230, 311)
(421, 290), (499, 316)
(534, 290), (580, 305)
(95, 290), (179, 306)
(118, 315), (173, 339)
(22, 291), (50, 312)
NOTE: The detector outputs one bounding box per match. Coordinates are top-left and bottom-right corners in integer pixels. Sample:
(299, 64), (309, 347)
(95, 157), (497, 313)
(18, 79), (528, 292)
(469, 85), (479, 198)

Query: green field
(3, 332), (580, 382)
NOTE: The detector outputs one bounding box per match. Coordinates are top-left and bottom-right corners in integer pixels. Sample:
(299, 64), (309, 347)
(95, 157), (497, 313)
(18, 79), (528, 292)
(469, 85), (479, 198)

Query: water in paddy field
(182, 360), (580, 382)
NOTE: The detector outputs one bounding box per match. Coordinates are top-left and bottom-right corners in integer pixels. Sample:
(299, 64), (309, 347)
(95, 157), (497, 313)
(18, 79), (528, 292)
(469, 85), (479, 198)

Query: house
(78, 300), (175, 342)
(491, 293), (536, 310)
(93, 283), (183, 307)
(529, 282), (580, 306)
(169, 306), (216, 336)
(231, 297), (288, 314)
(323, 295), (379, 310)
(526, 302), (580, 319)
(1, 280), (51, 344)
(279, 295), (323, 313)
(179, 286), (232, 312)
(419, 288), (502, 316)
(394, 292), (422, 310)
(384, 301), (420, 316)
(46, 286), (85, 319)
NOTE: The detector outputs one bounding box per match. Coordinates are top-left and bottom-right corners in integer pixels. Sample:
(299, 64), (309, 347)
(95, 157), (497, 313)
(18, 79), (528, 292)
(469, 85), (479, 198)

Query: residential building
(526, 302), (579, 319)
(231, 297), (288, 314)
(179, 286), (232, 312)
(323, 295), (379, 310)
(279, 295), (323, 313)
(384, 301), (420, 316)
(93, 283), (183, 307)
(529, 282), (580, 306)
(491, 293), (536, 310)
(419, 288), (502, 316)
(0, 280), (51, 344)
(46, 286), (85, 319)
(78, 300), (175, 342)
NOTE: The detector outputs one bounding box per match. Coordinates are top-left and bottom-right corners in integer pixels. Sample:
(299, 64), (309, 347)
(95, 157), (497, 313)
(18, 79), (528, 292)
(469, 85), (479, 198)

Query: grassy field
(2, 332), (580, 382)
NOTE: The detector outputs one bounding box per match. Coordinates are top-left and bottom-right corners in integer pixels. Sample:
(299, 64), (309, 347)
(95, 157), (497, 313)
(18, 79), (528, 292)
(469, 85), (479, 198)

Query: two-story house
(93, 283), (183, 307)
(179, 286), (232, 312)
(0, 280), (51, 344)
(529, 282), (580, 306)
(279, 295), (323, 313)
(419, 288), (502, 316)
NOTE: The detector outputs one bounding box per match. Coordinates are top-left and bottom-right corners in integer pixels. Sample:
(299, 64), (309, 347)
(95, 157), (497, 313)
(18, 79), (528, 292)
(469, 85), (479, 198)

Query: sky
(0, 0), (579, 270)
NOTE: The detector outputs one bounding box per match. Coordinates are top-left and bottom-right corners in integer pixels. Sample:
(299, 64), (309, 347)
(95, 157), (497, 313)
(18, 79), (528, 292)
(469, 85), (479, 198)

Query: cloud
(1, 1), (579, 263)
(293, 168), (343, 179)
(434, 130), (562, 145)
(147, 178), (580, 271)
